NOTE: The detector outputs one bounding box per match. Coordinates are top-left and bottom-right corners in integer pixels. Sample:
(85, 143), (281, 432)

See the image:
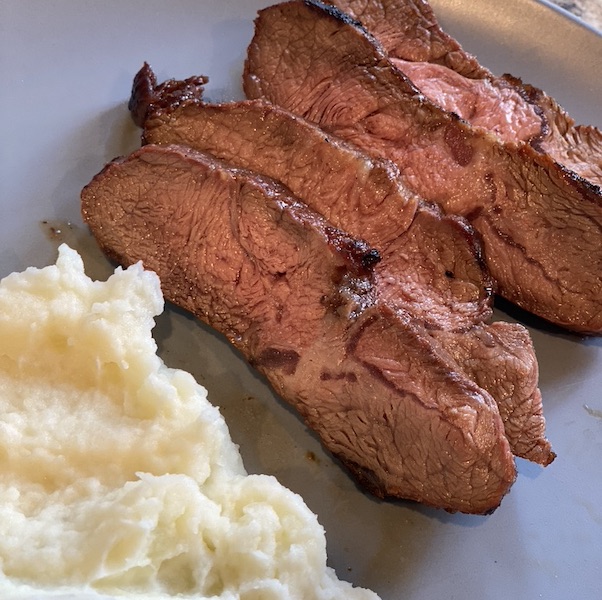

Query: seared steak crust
(131, 67), (553, 466)
(81, 144), (516, 513)
(243, 0), (602, 334)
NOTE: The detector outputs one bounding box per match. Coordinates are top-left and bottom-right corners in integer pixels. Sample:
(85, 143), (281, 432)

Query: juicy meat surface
(325, 0), (602, 186)
(133, 64), (491, 330)
(132, 67), (553, 466)
(243, 0), (602, 334)
(388, 59), (542, 145)
(429, 323), (544, 462)
(81, 144), (517, 513)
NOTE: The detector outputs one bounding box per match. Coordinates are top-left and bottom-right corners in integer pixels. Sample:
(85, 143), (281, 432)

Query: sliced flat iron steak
(324, 0), (602, 186)
(81, 143), (516, 513)
(243, 0), (602, 334)
(129, 64), (553, 466)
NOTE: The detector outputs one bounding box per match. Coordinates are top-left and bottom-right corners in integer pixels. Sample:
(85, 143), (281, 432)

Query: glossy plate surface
(1, 1), (601, 599)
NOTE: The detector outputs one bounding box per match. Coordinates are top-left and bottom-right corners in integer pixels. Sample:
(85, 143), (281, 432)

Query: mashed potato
(0, 245), (379, 600)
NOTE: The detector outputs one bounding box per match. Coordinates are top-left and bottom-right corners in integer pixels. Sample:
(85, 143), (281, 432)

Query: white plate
(1, 1), (601, 599)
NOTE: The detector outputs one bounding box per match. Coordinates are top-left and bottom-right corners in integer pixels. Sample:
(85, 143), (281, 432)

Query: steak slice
(324, 0), (602, 186)
(132, 63), (491, 331)
(81, 143), (516, 514)
(243, 0), (602, 334)
(131, 66), (553, 466)
(429, 324), (544, 462)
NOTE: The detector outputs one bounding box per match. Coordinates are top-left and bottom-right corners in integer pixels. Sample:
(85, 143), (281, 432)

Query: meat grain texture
(130, 63), (553, 466)
(243, 0), (602, 334)
(323, 0), (602, 185)
(83, 0), (602, 516)
(81, 145), (517, 514)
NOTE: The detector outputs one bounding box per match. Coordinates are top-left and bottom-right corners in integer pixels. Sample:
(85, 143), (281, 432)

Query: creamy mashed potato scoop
(0, 245), (379, 600)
